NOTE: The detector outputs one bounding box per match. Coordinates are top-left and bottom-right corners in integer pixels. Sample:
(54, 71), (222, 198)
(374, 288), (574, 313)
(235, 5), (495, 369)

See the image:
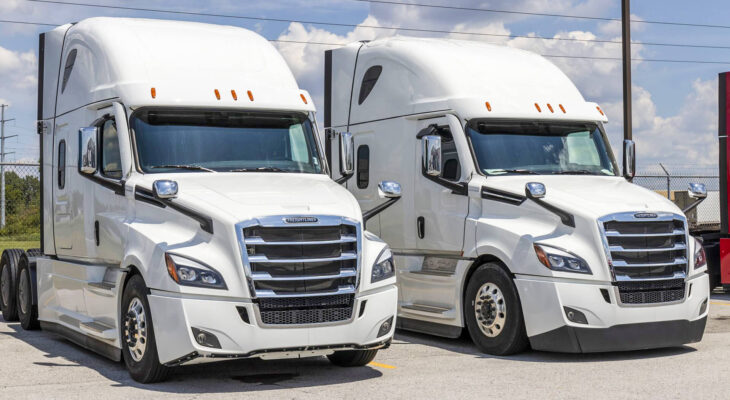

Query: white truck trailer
(0, 18), (400, 383)
(324, 37), (710, 355)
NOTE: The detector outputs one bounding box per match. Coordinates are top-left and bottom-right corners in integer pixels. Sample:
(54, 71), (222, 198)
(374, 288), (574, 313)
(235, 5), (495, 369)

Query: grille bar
(604, 229), (684, 238)
(245, 235), (357, 246)
(612, 258), (687, 268)
(608, 243), (686, 252)
(248, 252), (357, 264)
(251, 268), (357, 281)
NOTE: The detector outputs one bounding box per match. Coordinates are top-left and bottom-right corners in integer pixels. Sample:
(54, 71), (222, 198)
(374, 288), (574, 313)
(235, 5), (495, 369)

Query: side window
(57, 140), (66, 189)
(61, 49), (77, 93)
(357, 145), (369, 189)
(358, 66), (382, 105)
(439, 127), (461, 181)
(100, 119), (122, 179)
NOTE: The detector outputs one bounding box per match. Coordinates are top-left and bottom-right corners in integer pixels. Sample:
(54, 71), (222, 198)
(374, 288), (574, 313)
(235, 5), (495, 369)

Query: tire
(121, 275), (170, 383)
(16, 255), (40, 330)
(327, 349), (378, 367)
(0, 249), (24, 322)
(464, 263), (528, 356)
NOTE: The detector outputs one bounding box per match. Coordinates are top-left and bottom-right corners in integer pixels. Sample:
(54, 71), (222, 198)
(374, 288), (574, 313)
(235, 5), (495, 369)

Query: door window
(357, 145), (369, 189)
(438, 127), (461, 181)
(100, 119), (122, 179)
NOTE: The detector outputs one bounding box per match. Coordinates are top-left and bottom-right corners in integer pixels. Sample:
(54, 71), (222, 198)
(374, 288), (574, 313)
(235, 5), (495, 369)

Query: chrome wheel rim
(124, 297), (147, 362)
(1, 266), (9, 306)
(18, 269), (28, 314)
(474, 282), (506, 338)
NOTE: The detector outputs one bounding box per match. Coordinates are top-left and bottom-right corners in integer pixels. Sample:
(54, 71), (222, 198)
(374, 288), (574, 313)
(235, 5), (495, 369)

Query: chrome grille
(599, 212), (688, 305)
(237, 216), (360, 325)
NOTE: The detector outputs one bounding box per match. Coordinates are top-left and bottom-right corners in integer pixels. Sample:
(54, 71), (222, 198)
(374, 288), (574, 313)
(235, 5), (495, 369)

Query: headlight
(534, 244), (591, 274)
(372, 248), (395, 283)
(693, 237), (707, 270)
(165, 253), (227, 289)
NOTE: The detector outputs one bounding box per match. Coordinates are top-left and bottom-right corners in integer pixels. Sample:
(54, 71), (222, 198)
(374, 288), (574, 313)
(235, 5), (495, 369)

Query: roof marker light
(596, 106), (604, 116)
(248, 90), (254, 101)
(534, 103), (542, 112)
(150, 87), (156, 99)
(547, 104), (554, 113)
(214, 89), (221, 100)
(559, 104), (566, 113)
(300, 93), (308, 104)
(231, 90), (238, 101)
(485, 101), (492, 111)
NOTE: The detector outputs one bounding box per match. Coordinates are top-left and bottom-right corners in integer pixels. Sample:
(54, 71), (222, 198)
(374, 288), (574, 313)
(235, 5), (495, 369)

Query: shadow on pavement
(394, 329), (697, 363)
(0, 319), (383, 393)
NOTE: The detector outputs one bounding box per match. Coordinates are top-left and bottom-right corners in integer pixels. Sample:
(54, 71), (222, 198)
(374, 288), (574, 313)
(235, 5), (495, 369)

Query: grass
(0, 240), (40, 254)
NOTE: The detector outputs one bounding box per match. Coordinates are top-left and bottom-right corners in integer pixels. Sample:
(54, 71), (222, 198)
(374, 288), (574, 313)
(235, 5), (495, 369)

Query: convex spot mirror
(623, 139), (635, 180)
(421, 135), (442, 177)
(79, 127), (98, 175)
(153, 180), (178, 199)
(378, 180), (402, 199)
(688, 182), (707, 199)
(339, 131), (354, 176)
(525, 182), (546, 199)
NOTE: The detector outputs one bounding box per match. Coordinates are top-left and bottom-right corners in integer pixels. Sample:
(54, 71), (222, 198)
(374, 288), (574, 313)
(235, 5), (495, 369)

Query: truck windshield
(466, 120), (618, 176)
(131, 109), (323, 173)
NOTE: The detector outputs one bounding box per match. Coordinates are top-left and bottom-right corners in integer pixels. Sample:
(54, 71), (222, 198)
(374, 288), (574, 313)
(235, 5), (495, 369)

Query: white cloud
(0, 46), (37, 90)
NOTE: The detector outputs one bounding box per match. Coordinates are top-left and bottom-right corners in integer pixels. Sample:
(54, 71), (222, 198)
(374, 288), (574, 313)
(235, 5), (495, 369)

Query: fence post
(659, 163), (670, 200)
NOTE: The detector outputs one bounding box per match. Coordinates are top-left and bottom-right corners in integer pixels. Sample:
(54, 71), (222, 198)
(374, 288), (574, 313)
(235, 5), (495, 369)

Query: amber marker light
(247, 90), (254, 101)
(596, 106), (605, 116)
(534, 103), (542, 112)
(231, 90), (238, 101)
(165, 253), (179, 283)
(534, 244), (550, 269)
(300, 93), (308, 104)
(485, 101), (492, 111)
(559, 104), (566, 113)
(214, 89), (221, 100)
(150, 87), (156, 99)
(547, 104), (554, 113)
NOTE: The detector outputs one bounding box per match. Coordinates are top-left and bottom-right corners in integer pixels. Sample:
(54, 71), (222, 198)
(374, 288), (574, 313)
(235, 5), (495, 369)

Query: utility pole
(0, 104), (18, 229)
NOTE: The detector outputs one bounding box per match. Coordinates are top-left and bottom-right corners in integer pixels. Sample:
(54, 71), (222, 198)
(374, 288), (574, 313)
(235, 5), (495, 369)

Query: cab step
(79, 320), (116, 340)
(401, 303), (451, 314)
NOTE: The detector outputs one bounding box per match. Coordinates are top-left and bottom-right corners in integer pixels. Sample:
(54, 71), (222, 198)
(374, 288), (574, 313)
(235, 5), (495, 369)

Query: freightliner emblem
(284, 216), (319, 223)
(634, 212), (658, 219)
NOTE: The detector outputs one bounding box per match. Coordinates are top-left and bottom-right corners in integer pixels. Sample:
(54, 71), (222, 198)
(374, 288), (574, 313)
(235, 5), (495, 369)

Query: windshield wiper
(150, 164), (216, 172)
(552, 170), (596, 175)
(229, 167), (290, 172)
(488, 169), (539, 175)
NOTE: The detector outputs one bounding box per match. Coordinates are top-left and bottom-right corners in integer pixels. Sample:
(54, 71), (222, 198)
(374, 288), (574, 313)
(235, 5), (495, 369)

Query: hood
(481, 175), (682, 219)
(135, 173), (362, 224)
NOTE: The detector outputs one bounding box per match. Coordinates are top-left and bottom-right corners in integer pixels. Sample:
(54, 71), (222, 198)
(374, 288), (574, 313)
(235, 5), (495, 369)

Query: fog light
(191, 327), (221, 349)
(378, 316), (394, 337)
(564, 307), (588, 325)
(700, 298), (708, 316)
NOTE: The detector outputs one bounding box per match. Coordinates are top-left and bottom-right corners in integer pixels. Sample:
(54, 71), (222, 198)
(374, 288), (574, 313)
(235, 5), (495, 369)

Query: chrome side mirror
(688, 183), (707, 199)
(525, 182), (546, 199)
(378, 180), (402, 199)
(79, 127), (97, 175)
(153, 180), (178, 199)
(339, 131), (354, 176)
(422, 135), (442, 176)
(623, 139), (635, 180)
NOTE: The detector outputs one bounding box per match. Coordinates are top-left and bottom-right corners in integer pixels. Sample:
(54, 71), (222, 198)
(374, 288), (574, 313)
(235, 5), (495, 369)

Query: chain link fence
(0, 163), (40, 251)
(634, 165), (720, 232)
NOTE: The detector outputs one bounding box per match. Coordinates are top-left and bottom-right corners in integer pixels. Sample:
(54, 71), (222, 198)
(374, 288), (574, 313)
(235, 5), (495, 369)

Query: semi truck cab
(325, 37), (709, 354)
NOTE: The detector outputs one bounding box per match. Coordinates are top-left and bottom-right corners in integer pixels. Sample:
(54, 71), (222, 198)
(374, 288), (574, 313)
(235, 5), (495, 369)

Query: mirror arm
(682, 197), (706, 214)
(527, 197), (576, 228)
(335, 172), (353, 185)
(363, 197), (401, 229)
(420, 171), (468, 195)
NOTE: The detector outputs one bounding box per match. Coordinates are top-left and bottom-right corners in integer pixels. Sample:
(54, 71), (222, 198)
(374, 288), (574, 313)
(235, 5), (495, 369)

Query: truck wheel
(464, 263), (528, 355)
(0, 249), (24, 321)
(327, 349), (378, 367)
(121, 275), (170, 383)
(16, 255), (39, 330)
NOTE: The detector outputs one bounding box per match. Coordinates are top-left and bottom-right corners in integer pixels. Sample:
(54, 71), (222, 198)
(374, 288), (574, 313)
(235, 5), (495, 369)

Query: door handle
(417, 216), (425, 239)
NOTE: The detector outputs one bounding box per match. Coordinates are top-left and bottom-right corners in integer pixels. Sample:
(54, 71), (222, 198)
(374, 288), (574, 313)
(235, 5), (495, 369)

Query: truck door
(413, 115), (469, 254)
(52, 119), (74, 251)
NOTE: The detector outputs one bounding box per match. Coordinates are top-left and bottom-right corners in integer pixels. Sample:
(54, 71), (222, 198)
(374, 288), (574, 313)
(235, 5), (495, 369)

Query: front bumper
(515, 273), (709, 353)
(147, 285), (398, 364)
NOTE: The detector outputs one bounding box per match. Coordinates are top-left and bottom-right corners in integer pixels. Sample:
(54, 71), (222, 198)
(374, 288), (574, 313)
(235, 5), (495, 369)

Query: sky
(0, 0), (727, 174)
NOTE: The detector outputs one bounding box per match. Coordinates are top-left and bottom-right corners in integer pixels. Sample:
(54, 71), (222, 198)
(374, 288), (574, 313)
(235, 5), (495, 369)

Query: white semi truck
(0, 18), (400, 383)
(325, 37), (710, 355)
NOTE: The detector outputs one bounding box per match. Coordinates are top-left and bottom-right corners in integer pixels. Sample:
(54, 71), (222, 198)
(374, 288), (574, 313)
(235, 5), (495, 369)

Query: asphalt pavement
(1, 292), (729, 399)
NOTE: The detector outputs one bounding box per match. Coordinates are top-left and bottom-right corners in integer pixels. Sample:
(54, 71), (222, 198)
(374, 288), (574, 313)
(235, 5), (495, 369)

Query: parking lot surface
(1, 293), (730, 400)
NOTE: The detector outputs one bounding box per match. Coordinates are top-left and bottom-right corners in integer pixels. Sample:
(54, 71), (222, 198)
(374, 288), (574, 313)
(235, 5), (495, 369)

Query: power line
(355, 0), (730, 30)
(20, 0), (730, 50)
